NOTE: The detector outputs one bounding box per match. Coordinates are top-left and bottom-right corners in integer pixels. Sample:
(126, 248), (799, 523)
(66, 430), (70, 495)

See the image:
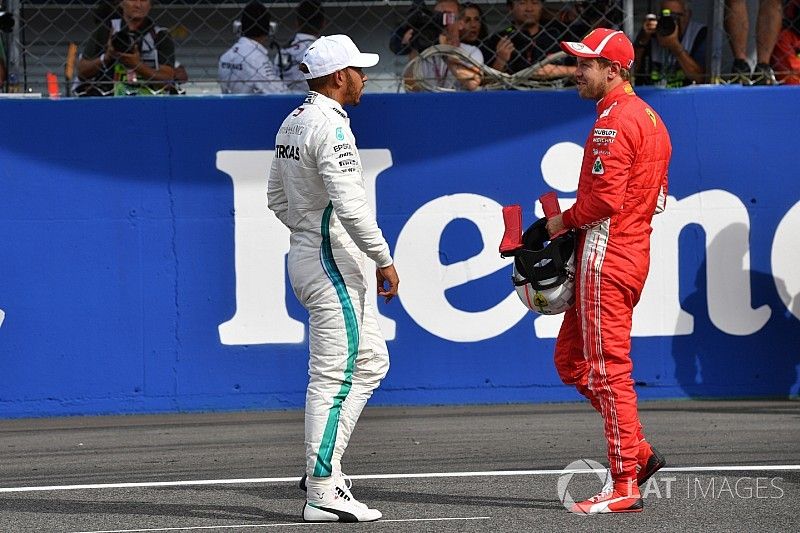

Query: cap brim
(349, 52), (379, 68)
(559, 41), (601, 58)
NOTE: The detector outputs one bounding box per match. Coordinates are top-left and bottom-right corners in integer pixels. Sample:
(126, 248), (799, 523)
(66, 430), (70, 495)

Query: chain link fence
(0, 0), (797, 95)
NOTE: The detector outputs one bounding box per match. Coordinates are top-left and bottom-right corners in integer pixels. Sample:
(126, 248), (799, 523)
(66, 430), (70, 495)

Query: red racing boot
(637, 441), (666, 486)
(571, 479), (643, 514)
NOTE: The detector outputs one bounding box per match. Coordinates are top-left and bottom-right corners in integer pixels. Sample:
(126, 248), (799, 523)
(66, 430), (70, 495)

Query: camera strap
(110, 18), (161, 68)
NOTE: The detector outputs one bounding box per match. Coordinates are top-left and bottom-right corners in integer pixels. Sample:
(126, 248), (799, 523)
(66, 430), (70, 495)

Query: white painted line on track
(660, 465), (800, 473)
(71, 516), (492, 533)
(0, 477), (300, 493)
(2, 465), (798, 493)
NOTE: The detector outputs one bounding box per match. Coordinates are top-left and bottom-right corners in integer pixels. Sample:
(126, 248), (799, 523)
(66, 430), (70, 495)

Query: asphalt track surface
(0, 400), (798, 532)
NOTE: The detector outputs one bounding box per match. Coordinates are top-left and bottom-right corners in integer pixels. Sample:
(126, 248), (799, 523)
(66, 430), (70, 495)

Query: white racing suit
(274, 32), (318, 93)
(218, 36), (289, 95)
(267, 91), (392, 480)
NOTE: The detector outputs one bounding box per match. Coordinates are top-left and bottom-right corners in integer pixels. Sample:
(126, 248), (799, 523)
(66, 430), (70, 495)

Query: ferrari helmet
(511, 218), (576, 315)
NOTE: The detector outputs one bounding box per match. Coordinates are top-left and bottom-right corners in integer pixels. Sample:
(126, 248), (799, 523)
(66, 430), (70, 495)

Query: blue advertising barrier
(0, 86), (798, 418)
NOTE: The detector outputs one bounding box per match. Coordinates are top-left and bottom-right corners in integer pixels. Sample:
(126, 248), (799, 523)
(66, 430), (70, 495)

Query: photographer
(389, 0), (425, 56)
(633, 0), (706, 87)
(403, 0), (483, 91)
(76, 0), (179, 96)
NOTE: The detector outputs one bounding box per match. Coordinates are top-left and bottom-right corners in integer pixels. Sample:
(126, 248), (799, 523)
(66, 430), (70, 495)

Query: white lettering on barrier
(772, 199), (800, 321)
(394, 193), (528, 342)
(216, 151), (304, 345)
(645, 190), (769, 336)
(533, 142), (579, 338)
(534, 190), (770, 338)
(359, 150), (397, 339)
(215, 149), (395, 345)
(217, 148), (786, 345)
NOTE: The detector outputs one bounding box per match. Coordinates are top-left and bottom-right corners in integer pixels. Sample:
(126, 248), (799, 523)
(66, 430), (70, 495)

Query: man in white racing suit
(267, 34), (399, 523)
(218, 1), (288, 94)
(274, 0), (325, 92)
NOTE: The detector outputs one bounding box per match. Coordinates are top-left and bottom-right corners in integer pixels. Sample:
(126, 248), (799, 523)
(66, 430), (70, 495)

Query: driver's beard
(345, 73), (361, 106)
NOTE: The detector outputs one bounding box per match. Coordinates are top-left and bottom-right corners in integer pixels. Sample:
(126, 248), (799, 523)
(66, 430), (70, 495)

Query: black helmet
(511, 218), (577, 314)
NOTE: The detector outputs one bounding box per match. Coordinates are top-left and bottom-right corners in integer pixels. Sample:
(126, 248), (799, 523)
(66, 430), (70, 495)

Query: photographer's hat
(301, 34), (379, 79)
(560, 28), (634, 70)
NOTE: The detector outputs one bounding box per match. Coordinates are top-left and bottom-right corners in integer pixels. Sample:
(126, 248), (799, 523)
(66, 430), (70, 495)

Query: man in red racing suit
(547, 28), (672, 514)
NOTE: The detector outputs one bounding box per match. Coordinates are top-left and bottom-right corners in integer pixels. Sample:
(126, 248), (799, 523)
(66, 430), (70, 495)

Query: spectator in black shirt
(76, 0), (179, 96)
(485, 0), (575, 78)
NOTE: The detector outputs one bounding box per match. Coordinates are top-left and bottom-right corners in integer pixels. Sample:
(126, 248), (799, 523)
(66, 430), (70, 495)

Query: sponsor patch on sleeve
(593, 128), (617, 138)
(645, 108), (657, 127)
(591, 156), (605, 175)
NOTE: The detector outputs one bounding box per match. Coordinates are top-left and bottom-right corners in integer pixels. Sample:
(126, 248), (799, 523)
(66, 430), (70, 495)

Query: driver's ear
(608, 61), (621, 80)
(332, 69), (346, 87)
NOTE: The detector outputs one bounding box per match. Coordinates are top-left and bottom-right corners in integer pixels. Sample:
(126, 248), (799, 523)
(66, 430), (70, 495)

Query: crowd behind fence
(0, 0), (798, 96)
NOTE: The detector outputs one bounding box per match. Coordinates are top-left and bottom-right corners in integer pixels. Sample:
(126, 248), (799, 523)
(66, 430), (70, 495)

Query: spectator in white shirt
(219, 1), (288, 94)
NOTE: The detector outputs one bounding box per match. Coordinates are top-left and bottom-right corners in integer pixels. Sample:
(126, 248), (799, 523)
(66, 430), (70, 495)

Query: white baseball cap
(301, 34), (379, 80)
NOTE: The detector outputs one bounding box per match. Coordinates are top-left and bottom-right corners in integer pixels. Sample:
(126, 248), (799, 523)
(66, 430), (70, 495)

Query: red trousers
(554, 224), (647, 483)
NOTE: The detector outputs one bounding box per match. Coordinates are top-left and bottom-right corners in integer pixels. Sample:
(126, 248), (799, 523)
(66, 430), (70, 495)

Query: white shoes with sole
(302, 473), (381, 522)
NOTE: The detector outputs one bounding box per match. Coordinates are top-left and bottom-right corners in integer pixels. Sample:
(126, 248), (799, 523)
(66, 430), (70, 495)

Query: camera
(111, 28), (138, 54)
(406, 6), (455, 52)
(656, 8), (677, 37)
(0, 9), (14, 33)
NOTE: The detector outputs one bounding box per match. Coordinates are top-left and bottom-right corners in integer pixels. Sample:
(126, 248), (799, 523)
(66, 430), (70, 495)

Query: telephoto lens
(111, 29), (137, 53)
(657, 9), (676, 37)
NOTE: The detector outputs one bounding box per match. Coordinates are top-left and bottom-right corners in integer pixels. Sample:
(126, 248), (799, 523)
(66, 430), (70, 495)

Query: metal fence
(0, 0), (796, 96)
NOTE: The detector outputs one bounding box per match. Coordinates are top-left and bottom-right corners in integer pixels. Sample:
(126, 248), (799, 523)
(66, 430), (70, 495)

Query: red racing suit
(555, 81), (671, 483)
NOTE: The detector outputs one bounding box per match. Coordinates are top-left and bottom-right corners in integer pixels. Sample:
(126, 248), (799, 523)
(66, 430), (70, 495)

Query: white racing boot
(302, 473), (381, 522)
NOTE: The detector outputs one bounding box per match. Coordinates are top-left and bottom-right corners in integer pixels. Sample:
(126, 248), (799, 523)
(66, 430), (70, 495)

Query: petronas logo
(592, 156), (604, 175)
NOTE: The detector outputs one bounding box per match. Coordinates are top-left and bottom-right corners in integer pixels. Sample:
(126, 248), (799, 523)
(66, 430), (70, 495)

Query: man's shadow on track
(220, 483), (563, 511)
(351, 485), (563, 511)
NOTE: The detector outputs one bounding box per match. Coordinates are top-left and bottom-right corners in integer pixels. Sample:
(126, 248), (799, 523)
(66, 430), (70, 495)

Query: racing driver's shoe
(637, 442), (666, 487)
(303, 488), (381, 522)
(302, 474), (381, 522)
(571, 479), (643, 514)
